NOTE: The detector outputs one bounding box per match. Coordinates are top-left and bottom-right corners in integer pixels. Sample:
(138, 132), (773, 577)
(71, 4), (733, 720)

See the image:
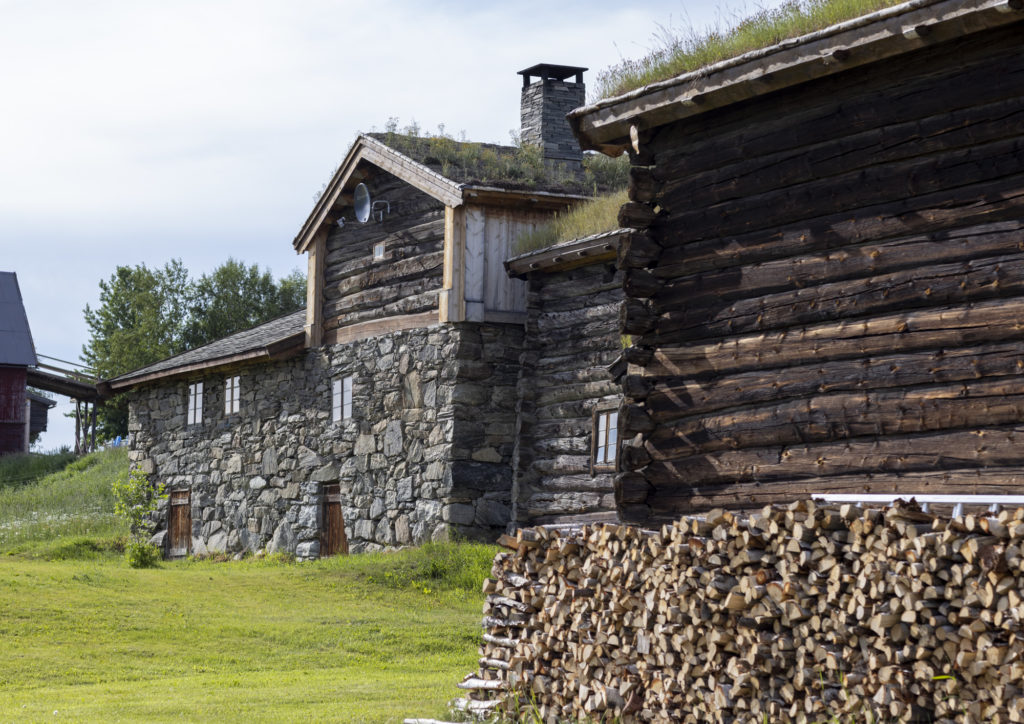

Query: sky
(0, 0), (769, 450)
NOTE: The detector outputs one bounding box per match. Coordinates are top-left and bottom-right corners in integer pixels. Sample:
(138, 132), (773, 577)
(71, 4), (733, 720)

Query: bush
(112, 467), (166, 567)
(125, 541), (162, 569)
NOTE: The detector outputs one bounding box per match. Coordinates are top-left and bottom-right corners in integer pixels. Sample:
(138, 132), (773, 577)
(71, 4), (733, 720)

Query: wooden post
(90, 403), (97, 453)
(23, 398), (31, 453)
(74, 399), (81, 456)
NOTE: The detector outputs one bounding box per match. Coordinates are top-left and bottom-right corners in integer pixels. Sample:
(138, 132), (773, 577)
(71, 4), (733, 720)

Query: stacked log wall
(618, 25), (1024, 522)
(322, 169), (445, 333)
(513, 262), (622, 524)
(459, 501), (1024, 723)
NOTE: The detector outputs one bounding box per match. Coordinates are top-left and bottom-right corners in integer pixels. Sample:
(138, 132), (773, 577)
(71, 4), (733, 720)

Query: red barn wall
(0, 366), (28, 454)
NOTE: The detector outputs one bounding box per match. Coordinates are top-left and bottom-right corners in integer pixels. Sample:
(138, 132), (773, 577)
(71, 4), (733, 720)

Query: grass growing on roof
(368, 119), (629, 194)
(514, 189), (629, 255)
(594, 0), (905, 100)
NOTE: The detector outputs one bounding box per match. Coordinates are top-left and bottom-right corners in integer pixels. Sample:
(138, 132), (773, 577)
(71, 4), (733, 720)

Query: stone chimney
(518, 63), (587, 170)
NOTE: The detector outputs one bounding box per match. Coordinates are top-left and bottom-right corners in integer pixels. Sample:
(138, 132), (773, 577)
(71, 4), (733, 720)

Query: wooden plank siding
(513, 262), (623, 524)
(321, 168), (445, 337)
(615, 25), (1024, 523)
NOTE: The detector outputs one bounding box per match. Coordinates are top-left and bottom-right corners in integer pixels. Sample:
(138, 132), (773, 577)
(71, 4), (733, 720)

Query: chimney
(518, 63), (588, 170)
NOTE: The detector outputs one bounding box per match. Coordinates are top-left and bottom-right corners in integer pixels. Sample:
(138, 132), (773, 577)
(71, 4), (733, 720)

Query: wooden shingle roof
(107, 309), (306, 390)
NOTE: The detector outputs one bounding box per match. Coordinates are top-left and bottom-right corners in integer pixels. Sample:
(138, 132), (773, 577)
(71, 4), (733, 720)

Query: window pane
(607, 412), (618, 452)
(332, 379), (341, 422)
(343, 377), (353, 419)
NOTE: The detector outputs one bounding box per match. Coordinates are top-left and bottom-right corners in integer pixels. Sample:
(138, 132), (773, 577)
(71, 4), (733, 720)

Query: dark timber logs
(611, 23), (1024, 522)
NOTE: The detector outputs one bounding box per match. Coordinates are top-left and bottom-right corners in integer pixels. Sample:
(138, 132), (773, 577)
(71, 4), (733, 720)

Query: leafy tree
(182, 259), (305, 349)
(82, 261), (193, 439)
(82, 259), (304, 440)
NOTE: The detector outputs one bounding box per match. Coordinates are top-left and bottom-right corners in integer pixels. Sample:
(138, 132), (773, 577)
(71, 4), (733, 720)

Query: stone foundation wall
(129, 323), (523, 559)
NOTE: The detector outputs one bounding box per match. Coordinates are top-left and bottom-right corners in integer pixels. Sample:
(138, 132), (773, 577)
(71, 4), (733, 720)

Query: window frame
(372, 241), (386, 261)
(332, 376), (353, 422)
(590, 407), (619, 474)
(187, 381), (204, 426)
(224, 375), (240, 415)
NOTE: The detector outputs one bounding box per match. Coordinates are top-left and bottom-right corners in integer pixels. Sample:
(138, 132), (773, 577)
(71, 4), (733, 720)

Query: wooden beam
(322, 311), (439, 346)
(440, 206), (466, 323)
(305, 229), (326, 348)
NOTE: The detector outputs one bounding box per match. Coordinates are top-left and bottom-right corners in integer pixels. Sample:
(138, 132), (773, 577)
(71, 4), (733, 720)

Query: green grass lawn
(0, 551), (489, 722)
(0, 448), (495, 723)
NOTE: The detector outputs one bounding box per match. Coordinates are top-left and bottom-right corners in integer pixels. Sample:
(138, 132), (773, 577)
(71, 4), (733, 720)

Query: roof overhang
(462, 186), (590, 210)
(505, 228), (627, 278)
(106, 332), (305, 393)
(570, 0), (1024, 154)
(293, 134), (465, 254)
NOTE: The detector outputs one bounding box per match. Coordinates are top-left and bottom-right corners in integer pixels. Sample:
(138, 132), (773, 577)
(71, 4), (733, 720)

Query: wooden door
(320, 484), (348, 556)
(168, 489), (191, 557)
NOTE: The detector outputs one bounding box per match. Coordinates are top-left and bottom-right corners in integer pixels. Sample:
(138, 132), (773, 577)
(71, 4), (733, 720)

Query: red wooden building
(0, 272), (39, 454)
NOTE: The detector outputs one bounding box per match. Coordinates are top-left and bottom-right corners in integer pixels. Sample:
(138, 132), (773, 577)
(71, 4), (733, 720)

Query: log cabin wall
(618, 25), (1024, 523)
(513, 261), (622, 524)
(322, 168), (445, 340)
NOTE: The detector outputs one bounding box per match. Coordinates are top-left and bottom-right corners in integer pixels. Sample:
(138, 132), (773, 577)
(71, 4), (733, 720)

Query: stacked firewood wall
(455, 501), (1024, 723)
(615, 26), (1024, 523)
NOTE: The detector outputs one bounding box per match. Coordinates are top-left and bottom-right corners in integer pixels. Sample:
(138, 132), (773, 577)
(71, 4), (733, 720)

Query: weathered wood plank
(654, 253), (1024, 340)
(645, 342), (1024, 422)
(644, 297), (1024, 378)
(647, 377), (1024, 458)
(642, 425), (1024, 486)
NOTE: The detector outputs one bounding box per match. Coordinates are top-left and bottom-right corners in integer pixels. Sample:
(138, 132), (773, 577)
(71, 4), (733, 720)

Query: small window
(225, 375), (240, 415)
(592, 409), (619, 472)
(372, 242), (385, 261)
(187, 382), (203, 426)
(332, 376), (353, 422)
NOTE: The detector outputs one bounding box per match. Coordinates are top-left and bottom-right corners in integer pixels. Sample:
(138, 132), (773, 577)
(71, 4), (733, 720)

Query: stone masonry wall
(129, 322), (523, 560)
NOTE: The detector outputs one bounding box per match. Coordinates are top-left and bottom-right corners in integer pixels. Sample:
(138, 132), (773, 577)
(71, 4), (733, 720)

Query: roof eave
(505, 228), (629, 278)
(106, 332), (306, 392)
(571, 0), (1023, 151)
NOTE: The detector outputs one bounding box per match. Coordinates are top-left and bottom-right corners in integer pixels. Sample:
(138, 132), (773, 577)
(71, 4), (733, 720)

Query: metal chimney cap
(517, 63), (588, 87)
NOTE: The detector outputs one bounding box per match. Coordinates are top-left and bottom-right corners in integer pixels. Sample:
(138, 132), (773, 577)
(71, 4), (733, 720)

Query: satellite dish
(353, 183), (371, 224)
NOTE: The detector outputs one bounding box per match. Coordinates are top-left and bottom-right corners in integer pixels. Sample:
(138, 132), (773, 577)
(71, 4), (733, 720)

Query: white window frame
(372, 241), (385, 261)
(333, 376), (353, 422)
(592, 408), (619, 473)
(187, 382), (204, 426)
(225, 375), (240, 415)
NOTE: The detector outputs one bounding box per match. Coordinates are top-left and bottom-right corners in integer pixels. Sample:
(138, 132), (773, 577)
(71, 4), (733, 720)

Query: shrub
(125, 541), (162, 569)
(112, 467), (166, 567)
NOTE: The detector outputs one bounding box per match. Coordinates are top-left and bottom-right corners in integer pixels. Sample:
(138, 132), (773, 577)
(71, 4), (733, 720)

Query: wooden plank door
(168, 489), (191, 557)
(320, 484), (348, 556)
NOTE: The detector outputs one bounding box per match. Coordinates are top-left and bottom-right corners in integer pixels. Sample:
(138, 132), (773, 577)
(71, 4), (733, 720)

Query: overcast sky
(0, 0), (770, 450)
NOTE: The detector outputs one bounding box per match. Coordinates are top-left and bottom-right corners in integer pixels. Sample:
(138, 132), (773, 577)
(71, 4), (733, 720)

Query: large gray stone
(249, 476), (268, 490)
(295, 540), (320, 560)
(383, 420), (403, 456)
(261, 448), (278, 476)
(297, 446), (321, 468)
(267, 521), (296, 554)
(354, 434), (376, 456)
(207, 530), (228, 553)
(444, 503), (476, 526)
(394, 515), (411, 545)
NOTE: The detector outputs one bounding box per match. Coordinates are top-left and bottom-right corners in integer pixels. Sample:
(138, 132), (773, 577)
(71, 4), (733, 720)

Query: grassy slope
(0, 447), (128, 554)
(514, 189), (628, 255)
(0, 447), (494, 722)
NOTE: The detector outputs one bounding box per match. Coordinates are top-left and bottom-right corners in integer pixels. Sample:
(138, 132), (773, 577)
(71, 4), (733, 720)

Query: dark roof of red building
(0, 272), (38, 367)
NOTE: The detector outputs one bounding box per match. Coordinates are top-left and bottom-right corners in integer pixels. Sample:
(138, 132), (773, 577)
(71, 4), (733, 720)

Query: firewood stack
(453, 500), (1024, 723)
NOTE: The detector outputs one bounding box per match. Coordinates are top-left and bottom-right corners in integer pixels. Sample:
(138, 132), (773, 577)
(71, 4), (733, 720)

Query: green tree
(182, 259), (305, 349)
(82, 259), (305, 441)
(82, 261), (193, 439)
